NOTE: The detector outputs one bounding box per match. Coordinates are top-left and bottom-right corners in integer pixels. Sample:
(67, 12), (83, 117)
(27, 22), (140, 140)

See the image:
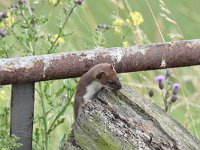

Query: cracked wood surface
(63, 85), (200, 150)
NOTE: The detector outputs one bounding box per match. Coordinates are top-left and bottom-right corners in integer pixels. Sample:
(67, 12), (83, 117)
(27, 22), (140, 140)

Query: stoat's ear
(96, 72), (106, 80)
(110, 63), (115, 70)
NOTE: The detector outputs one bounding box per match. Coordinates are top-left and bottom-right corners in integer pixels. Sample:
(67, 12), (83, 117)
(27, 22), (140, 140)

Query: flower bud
(148, 90), (154, 97)
(155, 75), (165, 89)
(159, 82), (164, 90)
(170, 95), (178, 102)
(75, 0), (84, 5)
(96, 24), (110, 31)
(172, 83), (180, 95)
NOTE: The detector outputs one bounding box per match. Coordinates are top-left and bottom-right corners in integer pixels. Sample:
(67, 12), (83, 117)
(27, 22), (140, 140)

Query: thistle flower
(155, 75), (165, 82)
(172, 83), (180, 95)
(75, 0), (84, 5)
(155, 75), (165, 89)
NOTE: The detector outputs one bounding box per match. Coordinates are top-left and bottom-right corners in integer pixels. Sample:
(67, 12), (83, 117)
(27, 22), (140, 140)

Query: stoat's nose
(113, 82), (122, 90)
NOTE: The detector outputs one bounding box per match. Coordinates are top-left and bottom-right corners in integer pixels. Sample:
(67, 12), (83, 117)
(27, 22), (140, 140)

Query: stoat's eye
(108, 80), (115, 84)
(107, 79), (122, 90)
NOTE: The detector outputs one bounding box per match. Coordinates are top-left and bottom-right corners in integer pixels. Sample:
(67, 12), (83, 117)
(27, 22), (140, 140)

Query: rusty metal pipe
(0, 39), (200, 85)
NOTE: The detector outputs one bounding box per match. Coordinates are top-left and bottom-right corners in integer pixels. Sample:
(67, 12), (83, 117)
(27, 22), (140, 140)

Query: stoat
(74, 63), (122, 119)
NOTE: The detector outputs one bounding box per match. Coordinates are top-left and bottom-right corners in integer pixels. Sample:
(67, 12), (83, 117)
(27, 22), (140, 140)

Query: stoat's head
(95, 63), (122, 90)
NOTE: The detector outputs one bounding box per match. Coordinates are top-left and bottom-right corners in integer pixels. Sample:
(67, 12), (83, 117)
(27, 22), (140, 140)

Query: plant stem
(16, 6), (35, 55)
(9, 28), (32, 52)
(19, 9), (34, 32)
(48, 4), (77, 53)
(27, 0), (33, 16)
(26, 0), (35, 55)
(47, 96), (74, 134)
(161, 90), (168, 112)
(121, 26), (132, 42)
(39, 83), (49, 150)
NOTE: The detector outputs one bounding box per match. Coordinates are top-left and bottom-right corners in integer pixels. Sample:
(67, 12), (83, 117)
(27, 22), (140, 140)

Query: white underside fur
(83, 81), (103, 101)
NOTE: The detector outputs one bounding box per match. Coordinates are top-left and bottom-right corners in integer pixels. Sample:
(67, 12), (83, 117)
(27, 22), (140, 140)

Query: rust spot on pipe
(0, 39), (200, 85)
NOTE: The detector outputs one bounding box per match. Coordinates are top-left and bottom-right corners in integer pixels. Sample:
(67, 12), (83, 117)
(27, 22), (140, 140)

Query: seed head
(75, 0), (84, 5)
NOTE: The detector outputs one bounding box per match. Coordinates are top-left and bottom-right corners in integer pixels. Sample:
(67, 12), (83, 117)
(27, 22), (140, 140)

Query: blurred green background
(0, 0), (200, 149)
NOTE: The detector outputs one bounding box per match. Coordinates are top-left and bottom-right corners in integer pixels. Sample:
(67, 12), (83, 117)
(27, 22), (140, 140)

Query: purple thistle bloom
(155, 75), (165, 82)
(155, 75), (165, 89)
(172, 83), (180, 95)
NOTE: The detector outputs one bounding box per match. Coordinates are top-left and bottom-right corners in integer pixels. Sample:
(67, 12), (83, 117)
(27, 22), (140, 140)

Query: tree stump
(62, 85), (200, 150)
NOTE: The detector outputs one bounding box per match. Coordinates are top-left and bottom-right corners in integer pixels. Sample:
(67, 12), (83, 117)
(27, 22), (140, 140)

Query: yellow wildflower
(128, 11), (144, 26)
(122, 41), (128, 46)
(48, 0), (59, 6)
(0, 12), (14, 28)
(112, 18), (125, 34)
(114, 26), (121, 34)
(51, 34), (65, 44)
(0, 90), (5, 99)
(112, 18), (124, 27)
(0, 22), (5, 28)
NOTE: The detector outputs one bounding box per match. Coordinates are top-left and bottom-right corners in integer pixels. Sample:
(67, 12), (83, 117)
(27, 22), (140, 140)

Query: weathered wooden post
(64, 85), (200, 150)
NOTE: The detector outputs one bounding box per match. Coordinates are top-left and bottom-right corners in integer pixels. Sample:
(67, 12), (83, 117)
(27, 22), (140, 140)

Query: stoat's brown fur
(74, 63), (122, 119)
